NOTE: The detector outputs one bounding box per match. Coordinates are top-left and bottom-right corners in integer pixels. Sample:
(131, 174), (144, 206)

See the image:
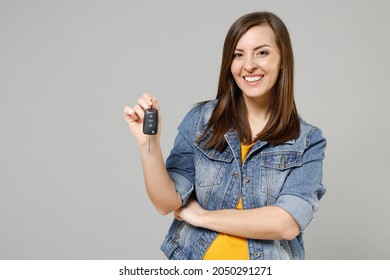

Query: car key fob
(143, 108), (158, 135)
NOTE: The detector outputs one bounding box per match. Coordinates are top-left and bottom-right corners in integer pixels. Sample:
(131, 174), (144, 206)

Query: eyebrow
(235, 44), (272, 52)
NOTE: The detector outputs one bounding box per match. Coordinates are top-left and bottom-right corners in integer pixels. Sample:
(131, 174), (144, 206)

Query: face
(231, 25), (281, 103)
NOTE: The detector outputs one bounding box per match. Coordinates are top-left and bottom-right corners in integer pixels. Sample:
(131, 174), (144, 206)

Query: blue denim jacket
(161, 100), (326, 260)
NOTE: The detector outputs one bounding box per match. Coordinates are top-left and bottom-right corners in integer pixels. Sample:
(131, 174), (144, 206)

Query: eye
(233, 52), (244, 58)
(257, 50), (269, 56)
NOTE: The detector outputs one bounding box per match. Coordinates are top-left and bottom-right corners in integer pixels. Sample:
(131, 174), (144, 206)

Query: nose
(243, 56), (258, 72)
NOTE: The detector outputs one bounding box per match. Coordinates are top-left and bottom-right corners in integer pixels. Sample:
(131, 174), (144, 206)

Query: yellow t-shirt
(203, 142), (255, 260)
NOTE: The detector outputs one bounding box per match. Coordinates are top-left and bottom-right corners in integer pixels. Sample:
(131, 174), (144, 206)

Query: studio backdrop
(1, 0), (389, 259)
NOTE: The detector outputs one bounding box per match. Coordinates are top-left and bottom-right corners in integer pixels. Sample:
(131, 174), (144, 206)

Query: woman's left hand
(174, 199), (206, 227)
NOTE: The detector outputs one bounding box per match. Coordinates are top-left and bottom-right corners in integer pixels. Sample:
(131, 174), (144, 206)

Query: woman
(124, 11), (326, 260)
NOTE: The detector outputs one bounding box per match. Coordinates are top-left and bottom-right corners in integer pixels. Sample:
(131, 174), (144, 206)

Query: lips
(243, 75), (264, 83)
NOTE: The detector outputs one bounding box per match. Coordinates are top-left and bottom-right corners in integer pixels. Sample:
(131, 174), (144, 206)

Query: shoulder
(191, 99), (217, 117)
(297, 117), (327, 151)
(178, 99), (217, 133)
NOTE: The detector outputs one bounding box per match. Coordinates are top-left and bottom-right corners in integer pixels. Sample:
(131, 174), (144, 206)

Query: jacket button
(243, 176), (250, 183)
(254, 252), (261, 258)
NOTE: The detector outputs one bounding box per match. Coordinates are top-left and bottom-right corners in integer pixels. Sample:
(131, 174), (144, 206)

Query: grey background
(1, 0), (389, 259)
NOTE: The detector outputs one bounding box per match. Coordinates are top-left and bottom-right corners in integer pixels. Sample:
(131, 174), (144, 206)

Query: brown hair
(198, 11), (300, 150)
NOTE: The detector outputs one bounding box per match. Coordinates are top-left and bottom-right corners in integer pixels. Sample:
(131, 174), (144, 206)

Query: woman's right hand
(124, 93), (161, 146)
(124, 93), (181, 214)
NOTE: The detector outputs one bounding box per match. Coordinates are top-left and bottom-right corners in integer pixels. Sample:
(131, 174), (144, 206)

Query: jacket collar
(195, 128), (296, 162)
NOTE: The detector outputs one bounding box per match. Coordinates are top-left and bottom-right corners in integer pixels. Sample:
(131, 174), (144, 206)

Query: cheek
(230, 62), (240, 77)
(230, 64), (243, 85)
(258, 61), (280, 87)
(259, 54), (281, 72)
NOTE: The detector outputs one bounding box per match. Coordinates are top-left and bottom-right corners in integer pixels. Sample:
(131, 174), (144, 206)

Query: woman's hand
(174, 199), (206, 227)
(124, 93), (161, 146)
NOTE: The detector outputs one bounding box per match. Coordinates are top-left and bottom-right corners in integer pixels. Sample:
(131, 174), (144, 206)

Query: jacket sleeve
(274, 127), (327, 232)
(165, 106), (198, 206)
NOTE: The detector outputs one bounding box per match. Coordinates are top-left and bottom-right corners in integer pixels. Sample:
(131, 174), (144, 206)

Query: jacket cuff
(168, 171), (194, 206)
(275, 194), (314, 232)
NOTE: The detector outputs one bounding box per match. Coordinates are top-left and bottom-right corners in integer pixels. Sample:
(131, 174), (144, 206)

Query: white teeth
(244, 76), (262, 82)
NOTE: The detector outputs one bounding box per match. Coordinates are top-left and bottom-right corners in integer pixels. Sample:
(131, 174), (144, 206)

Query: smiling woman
(124, 11), (326, 260)
(231, 26), (281, 99)
(230, 25), (282, 138)
(198, 11), (299, 150)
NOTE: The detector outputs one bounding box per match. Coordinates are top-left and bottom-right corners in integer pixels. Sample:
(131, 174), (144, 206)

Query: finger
(142, 93), (152, 106)
(174, 212), (183, 221)
(124, 106), (139, 122)
(138, 97), (150, 111)
(133, 104), (145, 120)
(139, 93), (153, 110)
(151, 96), (160, 111)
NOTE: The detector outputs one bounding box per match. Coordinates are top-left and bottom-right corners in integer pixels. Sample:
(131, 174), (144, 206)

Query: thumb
(151, 96), (160, 111)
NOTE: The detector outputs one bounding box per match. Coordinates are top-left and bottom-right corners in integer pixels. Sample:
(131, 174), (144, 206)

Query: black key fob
(143, 108), (158, 135)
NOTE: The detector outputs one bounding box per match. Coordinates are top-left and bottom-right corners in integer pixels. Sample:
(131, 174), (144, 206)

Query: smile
(243, 75), (263, 83)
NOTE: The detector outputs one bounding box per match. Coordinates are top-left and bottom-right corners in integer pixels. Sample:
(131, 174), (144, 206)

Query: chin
(242, 88), (272, 101)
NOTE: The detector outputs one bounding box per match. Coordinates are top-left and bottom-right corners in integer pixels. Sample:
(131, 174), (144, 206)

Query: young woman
(124, 11), (326, 260)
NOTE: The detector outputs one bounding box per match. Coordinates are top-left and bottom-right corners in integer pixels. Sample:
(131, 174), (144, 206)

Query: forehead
(236, 25), (277, 48)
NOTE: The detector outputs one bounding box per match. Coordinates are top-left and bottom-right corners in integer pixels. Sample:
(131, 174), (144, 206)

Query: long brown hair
(198, 11), (300, 151)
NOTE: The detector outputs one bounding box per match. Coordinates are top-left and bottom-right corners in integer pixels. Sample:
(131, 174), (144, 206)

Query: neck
(242, 94), (271, 138)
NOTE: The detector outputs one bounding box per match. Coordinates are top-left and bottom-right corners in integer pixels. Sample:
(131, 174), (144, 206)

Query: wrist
(137, 136), (161, 152)
(196, 208), (209, 228)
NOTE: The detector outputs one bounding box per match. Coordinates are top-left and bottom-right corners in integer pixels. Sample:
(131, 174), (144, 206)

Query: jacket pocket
(161, 237), (189, 260)
(194, 142), (233, 187)
(260, 151), (302, 200)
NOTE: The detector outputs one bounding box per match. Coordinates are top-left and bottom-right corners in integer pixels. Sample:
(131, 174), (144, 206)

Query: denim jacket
(161, 100), (326, 260)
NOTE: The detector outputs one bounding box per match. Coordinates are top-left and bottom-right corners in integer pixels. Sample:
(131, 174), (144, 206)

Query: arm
(175, 199), (299, 240)
(124, 93), (181, 215)
(175, 127), (326, 240)
(138, 142), (182, 215)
